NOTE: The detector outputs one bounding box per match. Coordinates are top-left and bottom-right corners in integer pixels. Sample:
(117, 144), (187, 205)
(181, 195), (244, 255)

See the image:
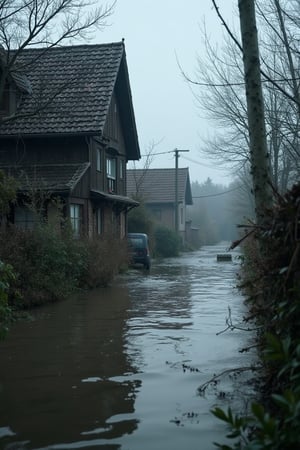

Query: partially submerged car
(128, 233), (151, 270)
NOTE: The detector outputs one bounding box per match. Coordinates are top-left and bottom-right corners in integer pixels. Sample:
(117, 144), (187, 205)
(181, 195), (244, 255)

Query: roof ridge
(13, 42), (124, 53)
(1, 163), (86, 167)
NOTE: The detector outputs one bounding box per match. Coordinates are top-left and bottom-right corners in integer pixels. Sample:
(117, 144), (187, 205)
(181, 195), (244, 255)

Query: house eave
(91, 189), (139, 207)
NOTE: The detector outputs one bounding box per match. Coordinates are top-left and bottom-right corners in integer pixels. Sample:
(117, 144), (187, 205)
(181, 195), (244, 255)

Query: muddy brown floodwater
(0, 242), (256, 450)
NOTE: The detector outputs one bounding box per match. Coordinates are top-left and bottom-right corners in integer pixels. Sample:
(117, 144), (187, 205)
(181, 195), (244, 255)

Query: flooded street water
(0, 242), (255, 450)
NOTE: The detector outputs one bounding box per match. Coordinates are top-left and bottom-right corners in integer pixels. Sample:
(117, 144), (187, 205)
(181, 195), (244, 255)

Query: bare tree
(183, 0), (300, 205)
(129, 139), (163, 198)
(257, 0), (300, 187)
(0, 0), (116, 108)
(190, 33), (250, 173)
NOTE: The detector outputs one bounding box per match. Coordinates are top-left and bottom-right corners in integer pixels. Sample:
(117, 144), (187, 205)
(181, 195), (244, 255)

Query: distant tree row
(187, 177), (254, 245)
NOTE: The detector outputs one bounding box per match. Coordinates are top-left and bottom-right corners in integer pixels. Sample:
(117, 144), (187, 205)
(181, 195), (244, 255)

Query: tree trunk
(238, 0), (272, 225)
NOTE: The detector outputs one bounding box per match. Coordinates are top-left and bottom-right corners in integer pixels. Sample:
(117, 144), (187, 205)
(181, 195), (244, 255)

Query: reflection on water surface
(0, 243), (255, 450)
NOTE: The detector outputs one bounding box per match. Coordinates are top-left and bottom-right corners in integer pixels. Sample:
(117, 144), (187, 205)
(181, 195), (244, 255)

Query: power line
(140, 150), (173, 157)
(181, 155), (226, 170)
(139, 152), (226, 172)
(192, 186), (240, 198)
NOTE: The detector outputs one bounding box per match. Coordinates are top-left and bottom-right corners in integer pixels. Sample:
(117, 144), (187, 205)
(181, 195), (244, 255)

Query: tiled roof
(126, 168), (193, 205)
(0, 43), (124, 136)
(0, 163), (90, 193)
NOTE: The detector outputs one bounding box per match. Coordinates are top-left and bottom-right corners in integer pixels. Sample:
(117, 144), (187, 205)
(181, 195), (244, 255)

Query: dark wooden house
(0, 42), (140, 237)
(127, 168), (193, 243)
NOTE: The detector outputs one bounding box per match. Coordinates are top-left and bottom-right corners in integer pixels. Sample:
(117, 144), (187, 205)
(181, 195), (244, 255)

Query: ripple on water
(0, 243), (255, 450)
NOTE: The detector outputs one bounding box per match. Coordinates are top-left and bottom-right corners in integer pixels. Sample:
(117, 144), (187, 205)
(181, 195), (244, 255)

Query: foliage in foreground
(212, 183), (300, 449)
(0, 225), (128, 311)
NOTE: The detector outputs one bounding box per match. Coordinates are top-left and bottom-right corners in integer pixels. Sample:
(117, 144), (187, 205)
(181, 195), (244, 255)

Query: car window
(129, 237), (144, 248)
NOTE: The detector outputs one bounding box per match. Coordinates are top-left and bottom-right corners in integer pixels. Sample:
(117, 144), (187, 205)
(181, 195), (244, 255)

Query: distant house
(0, 42), (140, 237)
(127, 168), (193, 242)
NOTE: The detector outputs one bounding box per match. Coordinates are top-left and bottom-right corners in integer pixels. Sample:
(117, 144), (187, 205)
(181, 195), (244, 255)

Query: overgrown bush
(0, 225), (127, 308)
(212, 183), (300, 449)
(154, 225), (181, 257)
(0, 260), (16, 339)
(0, 224), (86, 306)
(81, 233), (129, 288)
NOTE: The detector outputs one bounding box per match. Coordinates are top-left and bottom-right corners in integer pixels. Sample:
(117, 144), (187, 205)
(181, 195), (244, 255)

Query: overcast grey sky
(96, 0), (237, 185)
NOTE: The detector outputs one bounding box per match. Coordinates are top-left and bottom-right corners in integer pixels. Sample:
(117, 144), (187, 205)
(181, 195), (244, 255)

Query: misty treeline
(187, 177), (253, 245)
(191, 0), (300, 195)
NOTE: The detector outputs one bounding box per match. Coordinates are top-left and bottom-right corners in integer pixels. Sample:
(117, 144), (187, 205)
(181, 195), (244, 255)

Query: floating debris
(81, 377), (102, 383)
(217, 254), (232, 262)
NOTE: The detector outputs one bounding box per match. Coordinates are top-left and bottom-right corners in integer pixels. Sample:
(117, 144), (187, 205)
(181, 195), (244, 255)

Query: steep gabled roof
(127, 168), (193, 205)
(0, 42), (140, 159)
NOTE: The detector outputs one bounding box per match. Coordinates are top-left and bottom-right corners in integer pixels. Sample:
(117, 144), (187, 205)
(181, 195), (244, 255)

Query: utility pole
(173, 148), (189, 234)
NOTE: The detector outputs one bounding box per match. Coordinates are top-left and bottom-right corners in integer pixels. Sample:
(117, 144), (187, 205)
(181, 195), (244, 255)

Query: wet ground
(0, 242), (256, 450)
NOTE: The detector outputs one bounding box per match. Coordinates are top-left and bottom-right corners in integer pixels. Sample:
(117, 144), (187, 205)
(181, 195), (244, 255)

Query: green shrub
(0, 223), (130, 308)
(0, 224), (86, 306)
(0, 170), (18, 216)
(154, 225), (181, 257)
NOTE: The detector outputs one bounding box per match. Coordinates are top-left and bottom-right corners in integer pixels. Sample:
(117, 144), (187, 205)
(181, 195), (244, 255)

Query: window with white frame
(70, 204), (82, 237)
(106, 157), (116, 192)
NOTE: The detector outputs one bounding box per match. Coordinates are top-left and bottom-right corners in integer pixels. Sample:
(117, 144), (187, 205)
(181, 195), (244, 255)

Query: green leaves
(212, 407), (249, 447)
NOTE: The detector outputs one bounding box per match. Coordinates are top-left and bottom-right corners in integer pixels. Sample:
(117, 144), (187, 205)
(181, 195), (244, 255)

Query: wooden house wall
(103, 93), (127, 196)
(146, 201), (187, 233)
(146, 203), (175, 230)
(0, 136), (89, 165)
(103, 93), (127, 152)
(90, 95), (127, 196)
(72, 170), (90, 199)
(0, 88), (134, 238)
(90, 138), (105, 192)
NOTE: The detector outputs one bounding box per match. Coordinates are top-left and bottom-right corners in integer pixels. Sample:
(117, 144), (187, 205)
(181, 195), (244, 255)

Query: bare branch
(198, 365), (260, 395)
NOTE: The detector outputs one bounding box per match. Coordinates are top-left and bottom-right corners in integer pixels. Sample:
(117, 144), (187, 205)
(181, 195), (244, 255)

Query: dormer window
(0, 70), (31, 117)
